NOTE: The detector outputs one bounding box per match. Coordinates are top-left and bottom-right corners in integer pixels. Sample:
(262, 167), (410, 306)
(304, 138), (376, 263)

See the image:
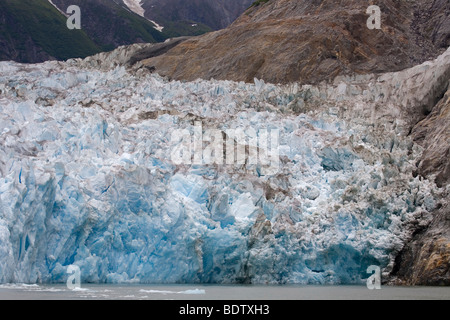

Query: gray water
(0, 283), (449, 300)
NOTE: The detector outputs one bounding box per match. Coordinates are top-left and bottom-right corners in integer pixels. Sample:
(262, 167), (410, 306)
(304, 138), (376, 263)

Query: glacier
(0, 46), (448, 285)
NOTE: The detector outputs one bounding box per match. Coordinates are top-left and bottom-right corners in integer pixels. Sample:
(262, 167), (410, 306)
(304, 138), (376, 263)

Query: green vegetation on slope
(0, 0), (101, 61)
(79, 0), (166, 51)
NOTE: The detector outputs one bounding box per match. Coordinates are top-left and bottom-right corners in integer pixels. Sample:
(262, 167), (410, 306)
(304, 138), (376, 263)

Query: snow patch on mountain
(149, 20), (164, 32)
(123, 0), (145, 17)
(122, 0), (164, 32)
(47, 0), (68, 17)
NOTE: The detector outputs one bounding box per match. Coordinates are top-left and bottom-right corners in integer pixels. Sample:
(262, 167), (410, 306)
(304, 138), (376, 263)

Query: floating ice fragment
(179, 289), (206, 295)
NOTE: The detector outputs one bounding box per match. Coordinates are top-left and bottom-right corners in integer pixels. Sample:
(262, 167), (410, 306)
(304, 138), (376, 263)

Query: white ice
(0, 47), (448, 284)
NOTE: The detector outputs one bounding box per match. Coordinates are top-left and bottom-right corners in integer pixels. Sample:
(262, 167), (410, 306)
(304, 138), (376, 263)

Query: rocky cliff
(390, 80), (450, 285)
(144, 0), (449, 84)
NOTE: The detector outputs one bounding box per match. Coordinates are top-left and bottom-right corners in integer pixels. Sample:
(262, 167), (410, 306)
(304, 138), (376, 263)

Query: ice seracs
(0, 46), (447, 285)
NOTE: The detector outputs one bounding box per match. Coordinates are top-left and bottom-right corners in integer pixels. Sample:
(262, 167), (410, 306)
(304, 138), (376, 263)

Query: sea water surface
(0, 284), (449, 300)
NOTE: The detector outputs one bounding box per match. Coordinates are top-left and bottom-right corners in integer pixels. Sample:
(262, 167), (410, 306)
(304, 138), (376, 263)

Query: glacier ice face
(0, 49), (444, 284)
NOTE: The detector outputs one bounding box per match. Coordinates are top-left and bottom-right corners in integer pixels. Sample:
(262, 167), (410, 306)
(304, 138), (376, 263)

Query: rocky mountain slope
(144, 0), (449, 84)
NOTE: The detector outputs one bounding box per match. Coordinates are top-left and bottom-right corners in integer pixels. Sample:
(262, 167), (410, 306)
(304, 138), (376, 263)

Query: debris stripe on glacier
(0, 50), (441, 284)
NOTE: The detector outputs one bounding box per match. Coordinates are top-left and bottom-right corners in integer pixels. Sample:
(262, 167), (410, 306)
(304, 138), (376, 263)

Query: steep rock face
(410, 0), (450, 51)
(389, 83), (450, 286)
(390, 201), (450, 286)
(144, 0), (449, 84)
(386, 45), (449, 286)
(412, 86), (450, 188)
